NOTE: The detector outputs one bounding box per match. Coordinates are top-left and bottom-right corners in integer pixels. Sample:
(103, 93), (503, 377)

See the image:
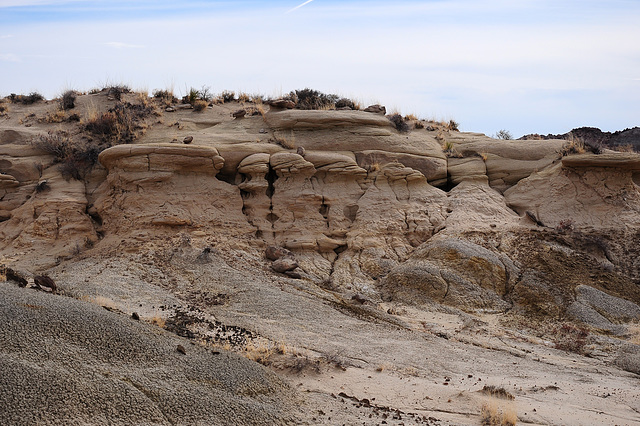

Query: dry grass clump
(104, 84), (131, 101)
(241, 338), (320, 373)
(192, 99), (208, 112)
(39, 109), (67, 123)
(218, 90), (235, 103)
(0, 101), (7, 116)
(273, 133), (296, 149)
(448, 119), (460, 131)
(560, 135), (585, 156)
(480, 401), (517, 426)
(10, 92), (45, 104)
(480, 385), (515, 400)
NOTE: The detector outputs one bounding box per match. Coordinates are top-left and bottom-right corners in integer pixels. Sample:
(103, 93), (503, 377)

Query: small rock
(364, 104), (386, 115)
(232, 109), (247, 119)
(5, 267), (28, 287)
(268, 99), (296, 109)
(131, 312), (140, 321)
(165, 106), (176, 112)
(265, 246), (292, 261)
(272, 257), (298, 273)
(259, 128), (267, 134)
(296, 146), (306, 156)
(183, 136), (193, 144)
(33, 275), (56, 293)
(176, 344), (186, 355)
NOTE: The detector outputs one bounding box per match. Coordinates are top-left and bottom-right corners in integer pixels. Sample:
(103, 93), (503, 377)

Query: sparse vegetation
(388, 113), (410, 133)
(31, 131), (102, 180)
(10, 92), (45, 105)
(448, 119), (459, 131)
(480, 401), (517, 426)
(560, 135), (586, 156)
(84, 101), (152, 143)
(104, 85), (131, 101)
(60, 90), (77, 110)
(192, 99), (208, 112)
(494, 129), (513, 140)
(219, 90), (235, 103)
(480, 386), (514, 400)
(552, 323), (590, 354)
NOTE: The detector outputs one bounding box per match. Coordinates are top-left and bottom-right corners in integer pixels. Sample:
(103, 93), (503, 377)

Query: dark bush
(388, 114), (409, 133)
(287, 88), (339, 110)
(85, 102), (153, 143)
(60, 90), (76, 110)
(219, 90), (235, 103)
(10, 92), (45, 104)
(105, 85), (131, 101)
(31, 131), (102, 180)
(335, 98), (356, 110)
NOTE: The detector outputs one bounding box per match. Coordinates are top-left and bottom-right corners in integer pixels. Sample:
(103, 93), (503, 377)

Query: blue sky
(1, 0), (639, 137)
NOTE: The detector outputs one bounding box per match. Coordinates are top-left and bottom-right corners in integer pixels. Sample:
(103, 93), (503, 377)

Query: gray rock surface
(0, 284), (296, 425)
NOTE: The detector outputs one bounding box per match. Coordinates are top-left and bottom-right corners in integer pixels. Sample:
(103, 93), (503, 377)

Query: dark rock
(268, 99), (296, 109)
(232, 109), (247, 119)
(177, 344), (186, 355)
(265, 246), (292, 261)
(272, 258), (298, 273)
(5, 268), (28, 287)
(183, 136), (193, 144)
(364, 104), (386, 115)
(33, 275), (56, 293)
(131, 312), (140, 321)
(296, 146), (306, 156)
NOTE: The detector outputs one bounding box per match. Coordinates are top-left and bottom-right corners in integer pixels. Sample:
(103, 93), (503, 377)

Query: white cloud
(104, 42), (144, 49)
(0, 53), (20, 62)
(286, 0), (314, 14)
(0, 34), (14, 39)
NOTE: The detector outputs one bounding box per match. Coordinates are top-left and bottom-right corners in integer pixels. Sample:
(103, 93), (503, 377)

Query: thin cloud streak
(287, 0), (314, 14)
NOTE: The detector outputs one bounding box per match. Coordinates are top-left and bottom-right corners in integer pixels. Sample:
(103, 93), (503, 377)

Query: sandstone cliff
(1, 90), (639, 425)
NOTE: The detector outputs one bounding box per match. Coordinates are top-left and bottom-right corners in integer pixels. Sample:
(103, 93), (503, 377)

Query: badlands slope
(0, 90), (639, 425)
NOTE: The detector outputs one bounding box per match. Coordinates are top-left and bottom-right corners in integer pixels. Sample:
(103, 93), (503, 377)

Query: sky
(1, 0), (639, 137)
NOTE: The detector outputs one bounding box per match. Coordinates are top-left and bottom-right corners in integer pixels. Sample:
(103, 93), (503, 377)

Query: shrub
(84, 102), (152, 143)
(560, 136), (585, 156)
(31, 131), (102, 180)
(60, 90), (76, 110)
(494, 129), (513, 140)
(448, 120), (459, 131)
(388, 114), (409, 133)
(335, 97), (357, 110)
(286, 88), (339, 110)
(192, 99), (208, 112)
(219, 90), (235, 103)
(153, 89), (173, 100)
(10, 92), (45, 104)
(480, 402), (517, 426)
(105, 84), (131, 101)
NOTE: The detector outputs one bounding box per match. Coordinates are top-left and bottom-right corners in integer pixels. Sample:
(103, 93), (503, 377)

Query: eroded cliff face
(1, 94), (640, 325)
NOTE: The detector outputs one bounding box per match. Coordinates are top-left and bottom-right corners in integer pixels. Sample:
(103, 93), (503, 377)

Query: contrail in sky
(286, 0), (314, 13)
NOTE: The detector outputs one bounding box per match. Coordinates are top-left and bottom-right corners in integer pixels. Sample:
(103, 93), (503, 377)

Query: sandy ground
(43, 239), (640, 426)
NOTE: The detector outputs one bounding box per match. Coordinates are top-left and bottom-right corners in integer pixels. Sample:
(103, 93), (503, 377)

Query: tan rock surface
(1, 93), (640, 425)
